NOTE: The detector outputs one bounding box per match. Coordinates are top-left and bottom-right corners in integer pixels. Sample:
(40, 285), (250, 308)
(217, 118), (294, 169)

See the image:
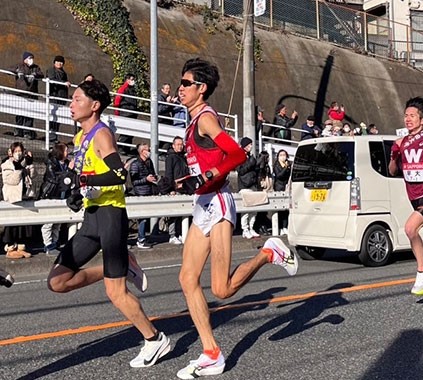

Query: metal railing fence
(211, 0), (423, 67)
(0, 69), (239, 151)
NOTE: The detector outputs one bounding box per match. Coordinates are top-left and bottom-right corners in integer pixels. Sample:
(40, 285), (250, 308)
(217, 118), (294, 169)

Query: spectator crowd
(0, 51), (382, 257)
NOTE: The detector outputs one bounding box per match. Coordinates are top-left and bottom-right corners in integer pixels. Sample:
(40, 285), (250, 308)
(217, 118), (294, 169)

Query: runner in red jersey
(175, 58), (299, 379)
(389, 97), (423, 295)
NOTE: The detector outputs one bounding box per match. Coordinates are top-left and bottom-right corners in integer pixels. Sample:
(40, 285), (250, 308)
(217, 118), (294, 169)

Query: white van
(288, 135), (412, 267)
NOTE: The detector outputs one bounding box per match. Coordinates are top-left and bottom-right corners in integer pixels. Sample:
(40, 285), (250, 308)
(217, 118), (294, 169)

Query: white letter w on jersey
(405, 149), (423, 163)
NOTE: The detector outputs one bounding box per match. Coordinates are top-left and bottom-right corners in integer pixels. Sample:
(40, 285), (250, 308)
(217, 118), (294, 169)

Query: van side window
(369, 141), (403, 178)
(369, 142), (387, 176)
(383, 140), (403, 178)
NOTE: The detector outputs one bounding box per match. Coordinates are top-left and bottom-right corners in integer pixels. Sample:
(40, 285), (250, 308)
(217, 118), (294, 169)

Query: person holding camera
(38, 142), (72, 256)
(129, 142), (157, 249)
(47, 80), (170, 368)
(1, 141), (35, 259)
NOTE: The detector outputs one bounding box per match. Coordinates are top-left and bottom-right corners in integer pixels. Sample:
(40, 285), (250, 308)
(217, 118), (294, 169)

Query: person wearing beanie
(22, 51), (34, 61)
(236, 136), (260, 239)
(301, 115), (321, 140)
(46, 55), (71, 142)
(8, 52), (44, 139)
(240, 136), (253, 149)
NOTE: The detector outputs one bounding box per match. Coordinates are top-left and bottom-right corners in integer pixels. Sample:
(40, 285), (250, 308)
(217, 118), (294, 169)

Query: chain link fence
(210, 0), (423, 68)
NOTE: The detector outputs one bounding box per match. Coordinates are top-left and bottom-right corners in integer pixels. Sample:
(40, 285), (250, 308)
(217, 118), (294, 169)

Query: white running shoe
(127, 251), (148, 293)
(242, 229), (253, 239)
(130, 332), (171, 368)
(177, 352), (226, 379)
(0, 269), (14, 288)
(263, 238), (298, 276)
(411, 272), (423, 295)
(169, 236), (183, 245)
(250, 229), (260, 238)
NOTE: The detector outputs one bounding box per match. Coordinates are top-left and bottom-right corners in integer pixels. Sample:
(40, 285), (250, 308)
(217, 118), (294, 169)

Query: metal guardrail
(0, 192), (289, 238)
(0, 69), (239, 149)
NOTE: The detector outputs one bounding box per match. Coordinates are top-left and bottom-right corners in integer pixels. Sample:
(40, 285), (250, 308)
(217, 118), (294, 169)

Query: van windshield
(291, 142), (355, 182)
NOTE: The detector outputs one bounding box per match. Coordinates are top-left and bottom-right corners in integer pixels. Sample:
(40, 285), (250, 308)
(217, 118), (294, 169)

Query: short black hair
(125, 73), (135, 80)
(78, 79), (111, 114)
(405, 97), (423, 118)
(182, 58), (219, 100)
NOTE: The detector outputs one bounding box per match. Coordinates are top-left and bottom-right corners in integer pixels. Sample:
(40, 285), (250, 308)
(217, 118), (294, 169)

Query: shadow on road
(225, 282), (351, 371)
(359, 329), (423, 380)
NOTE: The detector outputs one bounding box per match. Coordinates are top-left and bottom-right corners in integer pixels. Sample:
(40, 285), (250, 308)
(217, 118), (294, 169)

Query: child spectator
(327, 101), (345, 122)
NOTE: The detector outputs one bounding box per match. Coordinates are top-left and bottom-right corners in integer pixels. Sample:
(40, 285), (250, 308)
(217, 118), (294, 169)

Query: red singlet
(185, 106), (227, 195)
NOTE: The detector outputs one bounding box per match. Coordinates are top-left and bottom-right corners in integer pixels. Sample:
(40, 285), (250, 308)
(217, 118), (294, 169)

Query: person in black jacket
(273, 149), (291, 235)
(39, 142), (72, 255)
(129, 142), (157, 249)
(164, 136), (189, 244)
(236, 137), (260, 239)
(46, 55), (71, 142)
(9, 51), (44, 139)
(273, 103), (298, 142)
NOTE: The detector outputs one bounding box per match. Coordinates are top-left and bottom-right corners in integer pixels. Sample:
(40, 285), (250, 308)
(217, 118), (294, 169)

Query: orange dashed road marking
(0, 277), (414, 346)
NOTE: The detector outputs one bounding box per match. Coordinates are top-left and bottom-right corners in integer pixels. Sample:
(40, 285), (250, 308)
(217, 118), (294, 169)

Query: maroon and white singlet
(400, 129), (423, 201)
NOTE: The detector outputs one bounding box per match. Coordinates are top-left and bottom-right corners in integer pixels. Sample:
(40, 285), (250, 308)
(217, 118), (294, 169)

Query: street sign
(254, 0), (266, 17)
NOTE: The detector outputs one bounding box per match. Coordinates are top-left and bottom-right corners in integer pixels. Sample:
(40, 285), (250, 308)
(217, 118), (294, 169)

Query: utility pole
(243, 0), (256, 152)
(150, 0), (158, 170)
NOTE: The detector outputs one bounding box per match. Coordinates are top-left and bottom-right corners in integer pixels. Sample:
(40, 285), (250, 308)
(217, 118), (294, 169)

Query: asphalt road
(1, 246), (422, 380)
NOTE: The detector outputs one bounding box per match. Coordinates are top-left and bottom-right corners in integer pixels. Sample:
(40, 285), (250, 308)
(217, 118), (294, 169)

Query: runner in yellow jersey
(47, 79), (170, 367)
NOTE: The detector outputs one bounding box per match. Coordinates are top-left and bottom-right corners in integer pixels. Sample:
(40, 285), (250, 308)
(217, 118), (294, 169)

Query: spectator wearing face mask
(342, 122), (354, 136)
(9, 52), (44, 139)
(367, 124), (379, 135)
(114, 74), (138, 155)
(1, 142), (35, 259)
(273, 149), (291, 235)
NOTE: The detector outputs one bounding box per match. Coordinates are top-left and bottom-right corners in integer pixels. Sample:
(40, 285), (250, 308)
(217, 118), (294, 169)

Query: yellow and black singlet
(73, 123), (125, 209)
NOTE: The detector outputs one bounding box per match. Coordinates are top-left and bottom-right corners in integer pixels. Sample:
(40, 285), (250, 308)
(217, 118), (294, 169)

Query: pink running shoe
(263, 238), (298, 276)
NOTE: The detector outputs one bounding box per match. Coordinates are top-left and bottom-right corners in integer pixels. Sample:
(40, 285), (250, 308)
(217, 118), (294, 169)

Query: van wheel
(296, 246), (326, 260)
(358, 225), (392, 267)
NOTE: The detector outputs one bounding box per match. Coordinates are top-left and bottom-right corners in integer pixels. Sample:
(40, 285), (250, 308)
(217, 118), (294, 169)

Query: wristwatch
(205, 170), (214, 182)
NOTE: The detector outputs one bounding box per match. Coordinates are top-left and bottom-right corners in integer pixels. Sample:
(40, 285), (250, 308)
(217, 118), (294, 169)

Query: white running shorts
(192, 185), (236, 236)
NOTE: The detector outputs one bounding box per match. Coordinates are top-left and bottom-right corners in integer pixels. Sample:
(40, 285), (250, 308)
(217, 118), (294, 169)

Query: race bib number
(188, 162), (201, 176)
(80, 186), (102, 199)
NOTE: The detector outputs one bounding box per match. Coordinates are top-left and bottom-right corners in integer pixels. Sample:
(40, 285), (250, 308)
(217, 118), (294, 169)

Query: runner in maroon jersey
(175, 58), (299, 379)
(389, 96), (423, 295)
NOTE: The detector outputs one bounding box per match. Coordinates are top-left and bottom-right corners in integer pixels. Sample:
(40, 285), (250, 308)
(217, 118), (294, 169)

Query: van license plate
(310, 189), (328, 202)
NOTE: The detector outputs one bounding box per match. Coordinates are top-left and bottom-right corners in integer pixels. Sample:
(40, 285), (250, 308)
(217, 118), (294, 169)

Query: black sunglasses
(180, 79), (204, 87)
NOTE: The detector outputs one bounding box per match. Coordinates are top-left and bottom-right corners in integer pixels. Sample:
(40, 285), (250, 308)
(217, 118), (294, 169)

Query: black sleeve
(85, 152), (127, 186)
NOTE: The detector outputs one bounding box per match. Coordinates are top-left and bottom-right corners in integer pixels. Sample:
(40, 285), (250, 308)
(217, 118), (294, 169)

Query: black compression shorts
(55, 205), (129, 278)
(411, 197), (423, 214)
